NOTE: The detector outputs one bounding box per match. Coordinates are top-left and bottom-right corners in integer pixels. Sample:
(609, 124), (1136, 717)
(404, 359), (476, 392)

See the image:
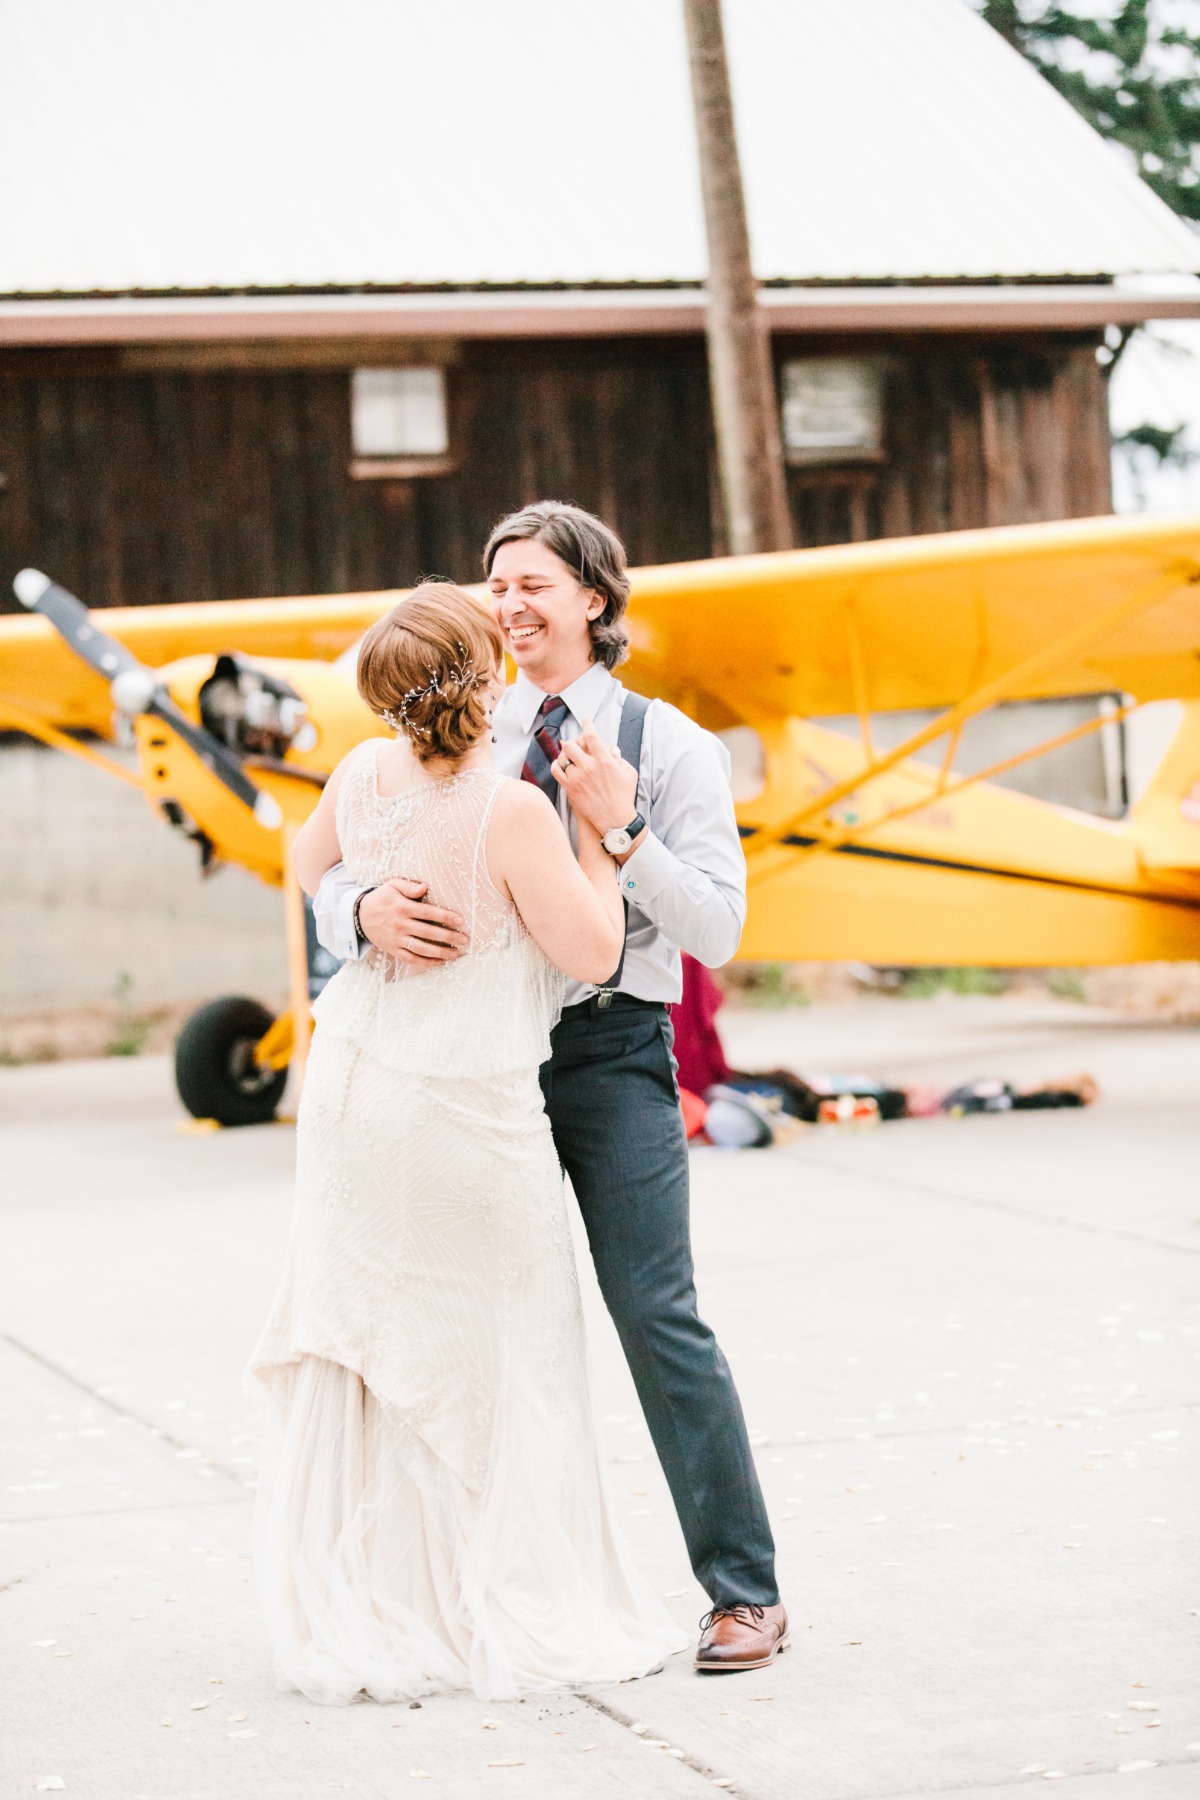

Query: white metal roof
(1, 0), (1196, 297)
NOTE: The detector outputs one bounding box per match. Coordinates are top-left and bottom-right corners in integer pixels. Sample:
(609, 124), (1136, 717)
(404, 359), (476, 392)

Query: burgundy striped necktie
(521, 695), (568, 806)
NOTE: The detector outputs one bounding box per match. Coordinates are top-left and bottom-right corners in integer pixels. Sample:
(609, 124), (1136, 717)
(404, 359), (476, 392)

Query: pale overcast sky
(1110, 321), (1200, 513)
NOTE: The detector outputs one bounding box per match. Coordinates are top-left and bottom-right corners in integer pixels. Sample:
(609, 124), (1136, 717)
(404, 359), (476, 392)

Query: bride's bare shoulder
(330, 735), (381, 785)
(487, 777), (563, 880)
(490, 775), (558, 827)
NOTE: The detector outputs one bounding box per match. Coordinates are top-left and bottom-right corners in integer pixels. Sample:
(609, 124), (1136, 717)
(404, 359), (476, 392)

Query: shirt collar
(512, 662), (613, 732)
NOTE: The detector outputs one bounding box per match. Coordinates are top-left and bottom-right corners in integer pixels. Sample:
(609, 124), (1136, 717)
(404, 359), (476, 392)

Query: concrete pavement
(2, 994), (1198, 1800)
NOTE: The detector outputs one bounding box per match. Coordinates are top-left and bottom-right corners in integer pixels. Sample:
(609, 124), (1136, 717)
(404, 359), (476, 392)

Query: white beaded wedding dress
(250, 741), (686, 1702)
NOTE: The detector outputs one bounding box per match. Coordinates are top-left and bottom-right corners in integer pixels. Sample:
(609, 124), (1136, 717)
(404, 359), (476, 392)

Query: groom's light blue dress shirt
(312, 662), (747, 1006)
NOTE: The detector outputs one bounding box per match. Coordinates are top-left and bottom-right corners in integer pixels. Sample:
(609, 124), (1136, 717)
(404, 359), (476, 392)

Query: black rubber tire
(174, 995), (288, 1127)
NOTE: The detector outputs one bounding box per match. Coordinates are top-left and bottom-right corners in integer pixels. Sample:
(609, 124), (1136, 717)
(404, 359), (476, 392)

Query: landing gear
(174, 995), (289, 1127)
(173, 884), (339, 1127)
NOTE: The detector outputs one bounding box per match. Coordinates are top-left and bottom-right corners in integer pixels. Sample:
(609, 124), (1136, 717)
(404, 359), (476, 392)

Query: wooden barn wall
(780, 335), (1112, 550)
(0, 334), (1110, 611)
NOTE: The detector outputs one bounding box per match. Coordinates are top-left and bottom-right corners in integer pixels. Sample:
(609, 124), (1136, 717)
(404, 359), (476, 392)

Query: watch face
(604, 827), (632, 855)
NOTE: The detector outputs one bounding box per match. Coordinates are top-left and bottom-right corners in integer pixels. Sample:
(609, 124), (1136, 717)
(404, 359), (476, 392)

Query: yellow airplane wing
(624, 512), (1200, 724)
(0, 589), (399, 734)
(4, 512), (1200, 738)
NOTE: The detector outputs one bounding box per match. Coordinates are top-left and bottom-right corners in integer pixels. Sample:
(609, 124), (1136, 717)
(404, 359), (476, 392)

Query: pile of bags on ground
(674, 958), (1098, 1151)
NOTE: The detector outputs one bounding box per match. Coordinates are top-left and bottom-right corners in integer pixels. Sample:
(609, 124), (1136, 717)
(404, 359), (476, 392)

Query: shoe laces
(698, 1603), (766, 1632)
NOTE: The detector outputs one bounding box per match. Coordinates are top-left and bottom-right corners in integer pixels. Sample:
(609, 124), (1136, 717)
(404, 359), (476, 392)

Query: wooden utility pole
(682, 0), (792, 556)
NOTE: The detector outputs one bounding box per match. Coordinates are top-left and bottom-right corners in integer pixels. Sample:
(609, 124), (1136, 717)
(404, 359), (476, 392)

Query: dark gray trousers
(539, 994), (778, 1608)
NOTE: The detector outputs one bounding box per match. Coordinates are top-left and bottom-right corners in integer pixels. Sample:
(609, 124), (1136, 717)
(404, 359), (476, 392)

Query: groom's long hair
(482, 501), (631, 670)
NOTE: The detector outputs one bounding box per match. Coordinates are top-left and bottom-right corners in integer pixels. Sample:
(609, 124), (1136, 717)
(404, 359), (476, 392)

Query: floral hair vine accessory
(381, 644), (484, 737)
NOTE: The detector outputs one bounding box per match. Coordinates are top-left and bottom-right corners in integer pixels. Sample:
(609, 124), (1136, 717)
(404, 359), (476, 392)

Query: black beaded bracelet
(352, 887), (376, 948)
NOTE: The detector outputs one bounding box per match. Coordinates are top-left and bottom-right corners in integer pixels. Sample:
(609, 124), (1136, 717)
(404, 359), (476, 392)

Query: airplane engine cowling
(198, 653), (310, 761)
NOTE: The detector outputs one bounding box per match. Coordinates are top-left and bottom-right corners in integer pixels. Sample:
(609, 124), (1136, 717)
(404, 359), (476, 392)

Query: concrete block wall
(1, 742), (287, 1016)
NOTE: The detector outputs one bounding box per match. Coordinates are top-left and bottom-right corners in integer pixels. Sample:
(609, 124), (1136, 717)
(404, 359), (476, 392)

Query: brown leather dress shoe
(694, 1602), (790, 1673)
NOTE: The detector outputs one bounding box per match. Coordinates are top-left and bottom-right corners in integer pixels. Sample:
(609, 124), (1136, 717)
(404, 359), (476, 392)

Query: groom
(314, 502), (787, 1672)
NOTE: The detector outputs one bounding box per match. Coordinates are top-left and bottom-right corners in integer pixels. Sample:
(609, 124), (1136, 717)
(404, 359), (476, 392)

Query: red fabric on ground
(679, 1087), (709, 1140)
(671, 954), (731, 1096)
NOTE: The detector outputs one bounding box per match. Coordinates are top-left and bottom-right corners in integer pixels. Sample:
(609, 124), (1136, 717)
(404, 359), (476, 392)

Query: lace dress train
(249, 747), (686, 1700)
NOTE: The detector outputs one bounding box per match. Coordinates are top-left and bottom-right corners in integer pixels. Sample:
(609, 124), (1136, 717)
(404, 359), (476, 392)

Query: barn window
(349, 367), (452, 477)
(780, 357), (884, 465)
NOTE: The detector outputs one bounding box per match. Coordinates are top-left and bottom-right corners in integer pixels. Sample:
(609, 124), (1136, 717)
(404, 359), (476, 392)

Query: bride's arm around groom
(292, 715), (627, 988)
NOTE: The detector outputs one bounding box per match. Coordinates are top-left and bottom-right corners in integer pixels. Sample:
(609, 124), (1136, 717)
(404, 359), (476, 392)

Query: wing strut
(0, 699), (145, 788)
(746, 564), (1197, 864)
(761, 702), (1139, 885)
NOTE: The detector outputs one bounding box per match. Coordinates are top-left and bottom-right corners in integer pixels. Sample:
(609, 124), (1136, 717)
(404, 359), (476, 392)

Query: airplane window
(716, 726), (767, 803)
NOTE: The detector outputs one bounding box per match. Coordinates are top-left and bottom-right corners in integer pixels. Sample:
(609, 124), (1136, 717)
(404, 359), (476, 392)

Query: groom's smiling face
(487, 538), (604, 688)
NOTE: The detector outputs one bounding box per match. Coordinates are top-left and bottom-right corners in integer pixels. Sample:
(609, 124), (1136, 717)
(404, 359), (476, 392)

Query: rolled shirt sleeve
(313, 860), (371, 963)
(617, 716), (746, 969)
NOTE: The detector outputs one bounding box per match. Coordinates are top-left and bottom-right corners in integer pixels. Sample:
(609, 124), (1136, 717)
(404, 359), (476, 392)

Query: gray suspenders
(595, 689), (652, 1010)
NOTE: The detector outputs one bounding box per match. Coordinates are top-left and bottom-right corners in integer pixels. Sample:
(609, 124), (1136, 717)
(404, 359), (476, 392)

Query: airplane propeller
(13, 569), (283, 829)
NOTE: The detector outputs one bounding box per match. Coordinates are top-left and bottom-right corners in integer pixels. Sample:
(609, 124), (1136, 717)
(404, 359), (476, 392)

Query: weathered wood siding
(0, 334), (1111, 610)
(783, 336), (1112, 547)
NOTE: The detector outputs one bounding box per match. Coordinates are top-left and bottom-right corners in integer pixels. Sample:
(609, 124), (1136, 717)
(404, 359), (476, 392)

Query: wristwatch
(601, 813), (646, 857)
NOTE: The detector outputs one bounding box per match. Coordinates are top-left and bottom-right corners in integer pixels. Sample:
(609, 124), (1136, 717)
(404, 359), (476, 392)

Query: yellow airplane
(3, 511), (1200, 1123)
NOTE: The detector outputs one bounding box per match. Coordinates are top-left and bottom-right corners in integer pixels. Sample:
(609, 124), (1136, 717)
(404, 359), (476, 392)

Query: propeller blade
(14, 569), (144, 681)
(13, 568), (282, 831)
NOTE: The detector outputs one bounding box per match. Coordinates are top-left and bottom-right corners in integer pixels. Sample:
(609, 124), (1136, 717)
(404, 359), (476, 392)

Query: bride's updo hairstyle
(357, 581), (504, 766)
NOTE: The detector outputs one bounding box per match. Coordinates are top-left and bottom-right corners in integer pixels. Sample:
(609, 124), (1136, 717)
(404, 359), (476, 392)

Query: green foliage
(897, 968), (945, 999)
(105, 971), (156, 1058)
(1046, 967), (1088, 999)
(105, 1015), (155, 1057)
(1114, 419), (1198, 461)
(944, 965), (1009, 995)
(726, 962), (811, 1007)
(899, 966), (1010, 997)
(979, 0), (1200, 218)
(0, 1043), (57, 1066)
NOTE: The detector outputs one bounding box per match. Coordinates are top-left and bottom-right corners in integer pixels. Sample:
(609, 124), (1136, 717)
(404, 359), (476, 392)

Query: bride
(249, 581), (686, 1703)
